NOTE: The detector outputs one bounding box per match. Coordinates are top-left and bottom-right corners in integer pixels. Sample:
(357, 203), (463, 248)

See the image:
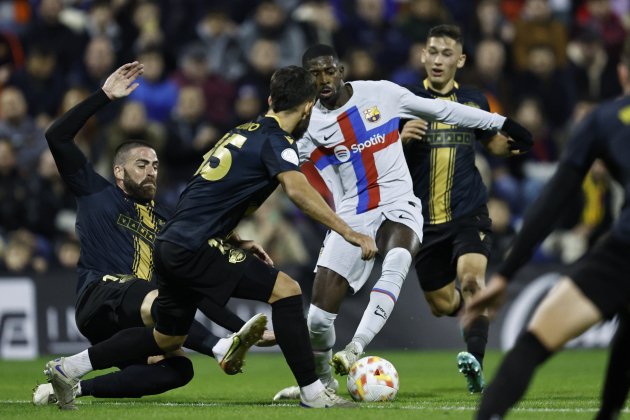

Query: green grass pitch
(0, 349), (627, 419)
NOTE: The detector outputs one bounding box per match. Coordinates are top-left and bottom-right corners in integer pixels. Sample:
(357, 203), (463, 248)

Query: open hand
(102, 61), (144, 100)
(400, 119), (428, 145)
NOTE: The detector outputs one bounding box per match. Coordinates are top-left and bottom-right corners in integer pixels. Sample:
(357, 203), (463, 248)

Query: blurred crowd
(0, 0), (628, 276)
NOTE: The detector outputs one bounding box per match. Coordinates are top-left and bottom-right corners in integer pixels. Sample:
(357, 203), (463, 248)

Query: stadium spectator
(292, 0), (341, 46)
(239, 0), (307, 69)
(8, 43), (66, 127)
(21, 0), (85, 73)
(70, 36), (117, 94)
(512, 0), (568, 72)
(128, 45), (178, 123)
(237, 38), (281, 106)
(339, 0), (409, 74)
(195, 6), (246, 82)
(23, 149), (76, 243)
(96, 100), (165, 178)
(342, 47), (382, 81)
(567, 28), (622, 102)
(0, 86), (47, 170)
(231, 84), (264, 126)
(0, 138), (28, 234)
(163, 85), (220, 193)
(460, 38), (510, 114)
(576, 0), (627, 62)
(390, 41), (426, 87)
(513, 43), (576, 129)
(172, 43), (236, 131)
(466, 0), (514, 49)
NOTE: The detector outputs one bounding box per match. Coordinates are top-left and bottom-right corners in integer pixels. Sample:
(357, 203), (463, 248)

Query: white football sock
(63, 350), (93, 378)
(300, 379), (326, 400)
(307, 304), (337, 380)
(212, 337), (232, 362)
(353, 248), (411, 350)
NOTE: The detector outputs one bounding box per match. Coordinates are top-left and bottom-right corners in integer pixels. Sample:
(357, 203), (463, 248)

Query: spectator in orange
(512, 0), (568, 72)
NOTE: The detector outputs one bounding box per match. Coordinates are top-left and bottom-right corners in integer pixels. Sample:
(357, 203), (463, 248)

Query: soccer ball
(346, 356), (399, 402)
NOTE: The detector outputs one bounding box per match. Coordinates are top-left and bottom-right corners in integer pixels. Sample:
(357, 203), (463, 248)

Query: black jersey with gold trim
(159, 116), (301, 251)
(404, 80), (495, 225)
(61, 162), (171, 294)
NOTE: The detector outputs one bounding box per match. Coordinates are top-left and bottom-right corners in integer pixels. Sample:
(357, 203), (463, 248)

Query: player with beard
(274, 44), (531, 401)
(33, 62), (271, 407)
(43, 65), (377, 409)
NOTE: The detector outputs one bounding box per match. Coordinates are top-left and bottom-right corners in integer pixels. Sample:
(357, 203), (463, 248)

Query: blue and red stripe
(372, 288), (397, 303)
(310, 106), (400, 213)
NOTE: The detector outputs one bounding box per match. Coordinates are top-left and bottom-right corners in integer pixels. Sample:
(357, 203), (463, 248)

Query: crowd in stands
(0, 0), (628, 275)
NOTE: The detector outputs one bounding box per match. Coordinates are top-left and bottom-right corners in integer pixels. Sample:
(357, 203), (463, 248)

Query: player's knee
(154, 331), (186, 353)
(268, 272), (302, 303)
(426, 294), (457, 317)
(382, 248), (413, 280)
(307, 304), (336, 349)
(141, 289), (159, 327)
(461, 273), (482, 296)
(307, 304), (336, 333)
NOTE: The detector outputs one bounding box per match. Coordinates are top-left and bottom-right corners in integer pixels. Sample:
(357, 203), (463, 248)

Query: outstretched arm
(277, 170), (378, 260)
(397, 83), (532, 150)
(45, 62), (144, 175)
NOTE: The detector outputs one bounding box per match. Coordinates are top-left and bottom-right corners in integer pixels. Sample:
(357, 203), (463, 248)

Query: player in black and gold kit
(465, 37), (630, 420)
(44, 65), (377, 409)
(35, 62), (267, 407)
(401, 25), (530, 393)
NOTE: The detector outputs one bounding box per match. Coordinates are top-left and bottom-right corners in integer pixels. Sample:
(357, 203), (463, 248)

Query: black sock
(80, 356), (193, 398)
(183, 320), (219, 357)
(465, 315), (489, 367)
(88, 327), (163, 370)
(477, 331), (552, 420)
(271, 295), (318, 388)
(196, 298), (245, 333)
(596, 310), (630, 420)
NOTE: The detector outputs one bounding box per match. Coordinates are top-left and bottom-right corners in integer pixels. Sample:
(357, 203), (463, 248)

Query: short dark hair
(428, 24), (463, 46)
(269, 66), (317, 112)
(113, 141), (155, 166)
(302, 44), (338, 67)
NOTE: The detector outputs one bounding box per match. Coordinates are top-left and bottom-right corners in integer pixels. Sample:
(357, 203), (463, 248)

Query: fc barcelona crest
(363, 106), (381, 122)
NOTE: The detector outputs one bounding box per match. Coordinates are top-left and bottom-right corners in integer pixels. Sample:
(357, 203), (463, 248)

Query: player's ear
(457, 53), (466, 69)
(113, 164), (123, 181)
(267, 96), (273, 107)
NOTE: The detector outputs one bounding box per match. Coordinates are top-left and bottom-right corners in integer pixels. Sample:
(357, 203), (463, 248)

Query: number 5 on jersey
(195, 133), (248, 181)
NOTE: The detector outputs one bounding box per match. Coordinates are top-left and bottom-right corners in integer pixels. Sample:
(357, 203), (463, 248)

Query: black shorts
(75, 276), (155, 344)
(154, 239), (278, 336)
(415, 207), (493, 292)
(568, 233), (630, 320)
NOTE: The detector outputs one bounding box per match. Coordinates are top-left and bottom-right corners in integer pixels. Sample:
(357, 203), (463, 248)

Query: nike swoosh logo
(323, 130), (338, 141)
(55, 365), (67, 378)
(399, 214), (411, 220)
(374, 310), (386, 319)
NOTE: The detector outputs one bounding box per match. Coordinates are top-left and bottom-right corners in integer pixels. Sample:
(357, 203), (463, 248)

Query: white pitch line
(2, 399), (627, 413)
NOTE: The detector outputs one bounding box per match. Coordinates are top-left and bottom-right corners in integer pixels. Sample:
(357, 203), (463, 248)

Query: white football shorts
(315, 196), (423, 293)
